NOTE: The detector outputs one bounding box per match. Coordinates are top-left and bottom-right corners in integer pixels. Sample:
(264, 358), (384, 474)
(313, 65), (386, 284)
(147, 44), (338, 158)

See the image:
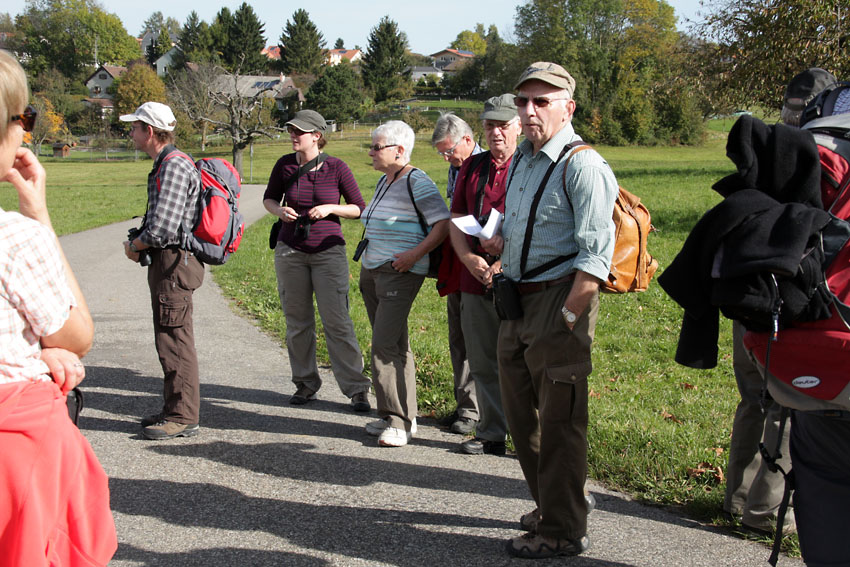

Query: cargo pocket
(543, 363), (590, 423)
(157, 293), (190, 328)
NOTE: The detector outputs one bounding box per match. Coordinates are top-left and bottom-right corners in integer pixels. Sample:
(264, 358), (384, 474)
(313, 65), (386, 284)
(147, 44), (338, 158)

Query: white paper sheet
(451, 209), (502, 240)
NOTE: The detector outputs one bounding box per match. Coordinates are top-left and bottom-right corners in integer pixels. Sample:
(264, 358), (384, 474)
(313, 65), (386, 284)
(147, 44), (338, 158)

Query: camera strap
(281, 153), (326, 208)
(360, 166), (407, 239)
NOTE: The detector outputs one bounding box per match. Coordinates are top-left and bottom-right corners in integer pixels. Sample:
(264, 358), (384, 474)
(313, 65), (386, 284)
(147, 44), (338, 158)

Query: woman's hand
(278, 206), (299, 222)
(392, 249), (422, 273)
(3, 148), (51, 227)
(40, 347), (85, 394)
(307, 204), (336, 220)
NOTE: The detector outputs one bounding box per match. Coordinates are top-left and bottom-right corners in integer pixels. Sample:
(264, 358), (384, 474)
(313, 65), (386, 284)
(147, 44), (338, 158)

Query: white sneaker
(366, 418), (388, 436)
(366, 417), (416, 436)
(378, 426), (411, 447)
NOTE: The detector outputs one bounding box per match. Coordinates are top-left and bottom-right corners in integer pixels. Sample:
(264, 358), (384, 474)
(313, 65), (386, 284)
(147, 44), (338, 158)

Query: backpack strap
(519, 141), (585, 280)
(469, 151), (492, 220)
(405, 168), (430, 236)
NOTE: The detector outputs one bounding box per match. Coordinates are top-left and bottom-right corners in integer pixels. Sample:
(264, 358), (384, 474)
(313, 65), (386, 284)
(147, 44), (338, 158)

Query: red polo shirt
(450, 151), (513, 295)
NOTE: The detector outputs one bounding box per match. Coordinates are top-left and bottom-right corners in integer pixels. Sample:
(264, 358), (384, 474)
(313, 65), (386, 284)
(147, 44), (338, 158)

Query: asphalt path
(60, 183), (801, 566)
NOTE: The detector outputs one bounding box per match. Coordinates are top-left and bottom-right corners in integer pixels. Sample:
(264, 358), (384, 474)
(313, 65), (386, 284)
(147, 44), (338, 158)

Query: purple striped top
(264, 153), (366, 253)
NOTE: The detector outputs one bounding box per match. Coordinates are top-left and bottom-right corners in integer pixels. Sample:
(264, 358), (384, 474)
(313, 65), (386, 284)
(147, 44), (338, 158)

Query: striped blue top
(361, 168), (450, 275)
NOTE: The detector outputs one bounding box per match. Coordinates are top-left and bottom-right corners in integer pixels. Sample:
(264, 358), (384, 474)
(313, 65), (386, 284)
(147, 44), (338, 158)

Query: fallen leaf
(661, 410), (682, 424)
(589, 389), (601, 398)
(681, 382), (696, 390)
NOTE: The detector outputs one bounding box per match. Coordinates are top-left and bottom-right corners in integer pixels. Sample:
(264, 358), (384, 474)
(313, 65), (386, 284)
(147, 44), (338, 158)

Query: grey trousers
(460, 292), (506, 441)
(724, 321), (793, 531)
(359, 263), (424, 431)
(447, 292), (478, 420)
(274, 243), (370, 397)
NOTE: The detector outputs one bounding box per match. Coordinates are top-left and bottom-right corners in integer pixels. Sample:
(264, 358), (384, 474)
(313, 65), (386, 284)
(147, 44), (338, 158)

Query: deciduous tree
(113, 63), (167, 117)
(692, 0), (849, 112)
(13, 0), (140, 81)
(28, 95), (69, 156)
(451, 29), (487, 56)
(279, 9), (326, 75)
(361, 16), (410, 102)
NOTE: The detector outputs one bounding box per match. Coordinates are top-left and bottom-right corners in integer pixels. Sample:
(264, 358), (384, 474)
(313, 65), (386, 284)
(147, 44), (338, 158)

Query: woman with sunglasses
(262, 109), (372, 411)
(0, 50), (116, 565)
(358, 120), (450, 447)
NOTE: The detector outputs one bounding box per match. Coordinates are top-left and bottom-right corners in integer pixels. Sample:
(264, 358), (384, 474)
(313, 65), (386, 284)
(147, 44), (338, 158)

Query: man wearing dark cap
(781, 67), (837, 127)
(120, 102), (205, 440)
(448, 94), (521, 455)
(482, 62), (618, 558)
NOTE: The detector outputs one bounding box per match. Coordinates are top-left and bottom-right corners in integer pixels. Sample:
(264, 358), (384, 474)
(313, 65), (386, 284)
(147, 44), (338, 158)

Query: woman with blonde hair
(0, 50), (116, 565)
(358, 120), (450, 447)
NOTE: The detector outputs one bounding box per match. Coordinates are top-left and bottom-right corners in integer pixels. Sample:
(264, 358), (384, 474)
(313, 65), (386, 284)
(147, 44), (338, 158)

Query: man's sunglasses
(10, 105), (37, 132)
(514, 96), (569, 108)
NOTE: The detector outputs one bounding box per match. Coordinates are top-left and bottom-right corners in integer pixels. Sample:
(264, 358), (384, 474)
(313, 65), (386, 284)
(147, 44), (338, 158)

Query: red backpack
(158, 151), (245, 265)
(744, 112), (850, 407)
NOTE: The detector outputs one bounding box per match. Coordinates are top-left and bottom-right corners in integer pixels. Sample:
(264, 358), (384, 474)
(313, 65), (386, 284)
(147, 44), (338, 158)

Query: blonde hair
(0, 50), (29, 141)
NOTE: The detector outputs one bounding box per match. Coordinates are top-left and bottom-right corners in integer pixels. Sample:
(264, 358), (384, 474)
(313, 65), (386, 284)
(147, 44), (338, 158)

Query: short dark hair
(150, 125), (175, 145)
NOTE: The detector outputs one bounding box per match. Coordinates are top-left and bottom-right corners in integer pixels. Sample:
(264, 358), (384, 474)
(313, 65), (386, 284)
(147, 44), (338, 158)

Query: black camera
(293, 215), (311, 241)
(492, 273), (523, 320)
(353, 238), (369, 262)
(127, 226), (152, 267)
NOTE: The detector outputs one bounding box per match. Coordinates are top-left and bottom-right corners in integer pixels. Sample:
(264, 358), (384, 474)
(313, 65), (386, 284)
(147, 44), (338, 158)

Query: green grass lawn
(4, 133), (796, 551)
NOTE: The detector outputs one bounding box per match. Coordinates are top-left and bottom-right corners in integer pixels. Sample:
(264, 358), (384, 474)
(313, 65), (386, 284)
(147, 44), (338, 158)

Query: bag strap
(518, 142), (584, 279)
(470, 151), (492, 220)
(405, 168), (430, 235)
(279, 153), (326, 206)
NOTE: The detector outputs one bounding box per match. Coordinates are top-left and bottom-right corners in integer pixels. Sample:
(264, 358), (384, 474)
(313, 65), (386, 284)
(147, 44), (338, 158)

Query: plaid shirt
(0, 211), (76, 384)
(140, 145), (201, 248)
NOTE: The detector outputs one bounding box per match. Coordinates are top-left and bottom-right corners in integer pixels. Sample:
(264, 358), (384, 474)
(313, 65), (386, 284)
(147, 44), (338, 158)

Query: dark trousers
(147, 248), (204, 424)
(498, 281), (598, 540)
(791, 410), (850, 566)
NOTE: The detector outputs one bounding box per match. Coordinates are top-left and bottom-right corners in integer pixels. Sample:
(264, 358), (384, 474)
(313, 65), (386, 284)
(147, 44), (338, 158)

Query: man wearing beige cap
(482, 63), (618, 557)
(448, 94), (521, 455)
(120, 102), (205, 441)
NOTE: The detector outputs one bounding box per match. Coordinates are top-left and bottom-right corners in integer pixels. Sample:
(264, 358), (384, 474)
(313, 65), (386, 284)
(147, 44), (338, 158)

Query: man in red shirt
(449, 94), (521, 454)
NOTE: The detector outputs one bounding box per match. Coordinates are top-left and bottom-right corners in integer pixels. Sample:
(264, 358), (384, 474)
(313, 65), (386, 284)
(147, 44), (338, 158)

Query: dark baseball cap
(480, 94), (518, 121)
(285, 110), (327, 133)
(784, 68), (838, 111)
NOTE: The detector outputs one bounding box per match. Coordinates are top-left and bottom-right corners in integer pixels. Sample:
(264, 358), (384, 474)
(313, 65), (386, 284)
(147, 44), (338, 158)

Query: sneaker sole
(289, 395), (316, 405)
(142, 424), (200, 441)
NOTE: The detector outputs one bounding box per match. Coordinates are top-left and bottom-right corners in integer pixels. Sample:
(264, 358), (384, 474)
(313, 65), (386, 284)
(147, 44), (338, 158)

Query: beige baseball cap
(514, 62), (576, 98)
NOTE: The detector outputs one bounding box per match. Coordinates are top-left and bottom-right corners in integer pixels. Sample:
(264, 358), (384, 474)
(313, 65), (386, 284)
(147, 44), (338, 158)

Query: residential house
(262, 45), (281, 61)
(211, 72), (305, 112)
(140, 29), (178, 57)
(408, 66), (444, 83)
(83, 65), (127, 117)
(429, 48), (475, 72)
(325, 48), (362, 66)
(154, 47), (180, 77)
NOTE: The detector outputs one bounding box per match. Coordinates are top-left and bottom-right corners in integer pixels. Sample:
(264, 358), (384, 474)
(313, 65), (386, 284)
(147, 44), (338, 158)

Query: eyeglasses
(287, 126), (312, 136)
(10, 105), (37, 133)
(436, 139), (461, 158)
(514, 96), (569, 108)
(369, 143), (397, 152)
(484, 120), (519, 131)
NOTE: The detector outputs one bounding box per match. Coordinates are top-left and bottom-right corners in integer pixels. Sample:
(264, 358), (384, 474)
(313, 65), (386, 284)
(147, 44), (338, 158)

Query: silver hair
(373, 120), (415, 165)
(431, 112), (473, 146)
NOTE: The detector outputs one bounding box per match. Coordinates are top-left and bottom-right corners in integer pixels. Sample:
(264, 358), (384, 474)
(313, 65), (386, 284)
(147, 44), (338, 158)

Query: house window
(93, 86), (101, 94)
(99, 73), (107, 80)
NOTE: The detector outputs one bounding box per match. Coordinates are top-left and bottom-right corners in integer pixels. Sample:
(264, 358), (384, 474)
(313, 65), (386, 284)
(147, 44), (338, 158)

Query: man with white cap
(482, 63), (618, 558)
(120, 102), (204, 440)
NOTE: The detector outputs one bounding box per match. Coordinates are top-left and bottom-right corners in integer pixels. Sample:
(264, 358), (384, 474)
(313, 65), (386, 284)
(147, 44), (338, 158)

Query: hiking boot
(350, 391), (370, 412)
(142, 420), (199, 440)
(140, 412), (163, 427)
(289, 384), (316, 405)
(450, 416), (477, 435)
(505, 532), (590, 559)
(519, 493), (596, 532)
(366, 417), (417, 436)
(437, 410), (459, 426)
(378, 426), (412, 447)
(461, 438), (507, 455)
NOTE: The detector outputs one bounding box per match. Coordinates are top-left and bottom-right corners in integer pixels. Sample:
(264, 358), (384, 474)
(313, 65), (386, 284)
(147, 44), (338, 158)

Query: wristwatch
(561, 306), (577, 325)
(128, 241), (140, 253)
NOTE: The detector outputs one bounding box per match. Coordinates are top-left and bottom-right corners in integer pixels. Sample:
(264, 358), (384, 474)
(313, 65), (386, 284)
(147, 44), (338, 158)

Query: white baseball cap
(119, 102), (177, 131)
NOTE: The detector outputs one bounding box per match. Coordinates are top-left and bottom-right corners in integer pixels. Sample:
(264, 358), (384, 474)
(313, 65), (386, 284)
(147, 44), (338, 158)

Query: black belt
(516, 273), (575, 295)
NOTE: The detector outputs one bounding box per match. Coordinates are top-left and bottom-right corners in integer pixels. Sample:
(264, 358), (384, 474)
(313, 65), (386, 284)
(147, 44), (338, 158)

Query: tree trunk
(232, 146), (244, 180)
(201, 122), (207, 152)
